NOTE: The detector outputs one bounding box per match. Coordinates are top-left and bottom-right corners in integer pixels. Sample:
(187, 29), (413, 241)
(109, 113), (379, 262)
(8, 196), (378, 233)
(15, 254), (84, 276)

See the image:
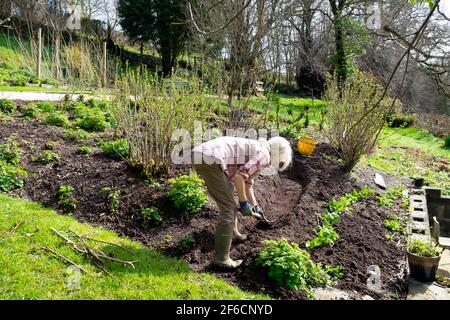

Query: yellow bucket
(297, 137), (318, 156)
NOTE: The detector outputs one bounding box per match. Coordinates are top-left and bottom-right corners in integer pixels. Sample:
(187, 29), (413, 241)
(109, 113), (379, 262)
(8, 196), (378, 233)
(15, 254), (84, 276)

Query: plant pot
(407, 251), (441, 282)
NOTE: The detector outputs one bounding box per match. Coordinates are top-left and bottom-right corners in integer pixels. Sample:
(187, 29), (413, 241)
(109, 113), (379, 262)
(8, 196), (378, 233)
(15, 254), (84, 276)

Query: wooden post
(102, 41), (107, 87)
(37, 28), (42, 80)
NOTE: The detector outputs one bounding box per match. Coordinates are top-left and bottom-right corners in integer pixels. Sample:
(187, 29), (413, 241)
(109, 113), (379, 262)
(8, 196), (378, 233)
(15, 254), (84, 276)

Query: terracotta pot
(407, 251), (441, 282)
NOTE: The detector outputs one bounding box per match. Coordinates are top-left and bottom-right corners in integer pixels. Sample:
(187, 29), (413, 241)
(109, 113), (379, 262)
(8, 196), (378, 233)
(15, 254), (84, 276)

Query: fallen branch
(50, 227), (85, 254)
(8, 221), (26, 236)
(42, 246), (94, 277)
(78, 235), (135, 256)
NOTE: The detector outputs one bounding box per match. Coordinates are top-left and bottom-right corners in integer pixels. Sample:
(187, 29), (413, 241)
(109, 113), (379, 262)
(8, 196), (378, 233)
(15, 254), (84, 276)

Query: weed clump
(98, 139), (129, 160)
(45, 112), (71, 127)
(141, 207), (162, 229)
(0, 99), (16, 114)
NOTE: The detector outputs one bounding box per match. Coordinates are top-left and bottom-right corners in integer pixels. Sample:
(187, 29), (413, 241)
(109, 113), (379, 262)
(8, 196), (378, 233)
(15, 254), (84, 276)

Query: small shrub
(179, 235), (195, 248)
(445, 135), (450, 150)
(8, 70), (30, 86)
(98, 139), (129, 160)
(407, 238), (441, 257)
(63, 128), (91, 142)
(324, 71), (392, 171)
(0, 140), (22, 165)
(387, 113), (415, 128)
(306, 223), (339, 250)
(168, 172), (208, 214)
(22, 104), (42, 119)
(256, 239), (334, 296)
(141, 207), (162, 229)
(45, 112), (71, 127)
(76, 108), (111, 132)
(78, 146), (92, 154)
(56, 186), (77, 213)
(36, 102), (57, 113)
(384, 218), (406, 235)
(0, 160), (27, 192)
(32, 151), (60, 165)
(0, 99), (17, 114)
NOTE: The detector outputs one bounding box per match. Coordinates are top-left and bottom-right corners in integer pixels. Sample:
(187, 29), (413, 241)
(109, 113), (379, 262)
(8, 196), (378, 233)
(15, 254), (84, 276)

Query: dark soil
(1, 108), (409, 300)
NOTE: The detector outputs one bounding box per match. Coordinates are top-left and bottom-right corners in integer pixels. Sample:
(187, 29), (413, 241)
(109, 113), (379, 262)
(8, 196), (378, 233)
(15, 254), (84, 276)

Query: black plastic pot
(407, 251), (441, 282)
(413, 178), (424, 188)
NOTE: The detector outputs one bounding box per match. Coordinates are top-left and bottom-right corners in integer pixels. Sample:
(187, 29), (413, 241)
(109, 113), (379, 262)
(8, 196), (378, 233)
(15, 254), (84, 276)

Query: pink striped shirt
(192, 136), (271, 184)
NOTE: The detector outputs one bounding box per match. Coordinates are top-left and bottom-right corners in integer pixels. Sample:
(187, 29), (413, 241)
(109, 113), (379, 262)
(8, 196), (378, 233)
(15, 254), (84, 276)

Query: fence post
(37, 28), (42, 80)
(102, 41), (107, 87)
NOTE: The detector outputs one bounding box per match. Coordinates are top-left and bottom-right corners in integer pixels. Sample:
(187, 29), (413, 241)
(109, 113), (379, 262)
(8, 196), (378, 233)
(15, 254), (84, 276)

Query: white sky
(441, 0), (450, 16)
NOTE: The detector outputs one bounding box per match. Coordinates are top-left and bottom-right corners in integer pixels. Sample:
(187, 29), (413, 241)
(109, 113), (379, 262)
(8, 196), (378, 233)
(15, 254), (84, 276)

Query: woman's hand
(238, 201), (254, 216)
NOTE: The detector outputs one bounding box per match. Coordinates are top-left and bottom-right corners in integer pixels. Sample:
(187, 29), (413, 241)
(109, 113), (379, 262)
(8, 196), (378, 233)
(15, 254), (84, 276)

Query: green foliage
(445, 135), (450, 150)
(44, 112), (71, 127)
(141, 207), (162, 229)
(63, 128), (92, 142)
(0, 140), (22, 165)
(78, 146), (92, 155)
(179, 235), (195, 248)
(307, 187), (375, 250)
(22, 104), (42, 119)
(376, 186), (409, 208)
(387, 113), (415, 128)
(145, 179), (164, 191)
(0, 160), (27, 192)
(32, 151), (60, 165)
(56, 186), (77, 213)
(0, 99), (16, 114)
(76, 107), (111, 132)
(100, 187), (121, 214)
(168, 172), (208, 214)
(117, 0), (189, 75)
(306, 223), (339, 250)
(384, 215), (406, 235)
(8, 69), (36, 86)
(408, 238), (441, 257)
(36, 102), (57, 113)
(99, 139), (129, 160)
(256, 239), (335, 296)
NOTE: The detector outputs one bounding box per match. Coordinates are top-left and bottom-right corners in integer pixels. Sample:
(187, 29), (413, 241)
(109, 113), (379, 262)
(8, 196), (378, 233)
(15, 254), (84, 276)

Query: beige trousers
(193, 155), (237, 225)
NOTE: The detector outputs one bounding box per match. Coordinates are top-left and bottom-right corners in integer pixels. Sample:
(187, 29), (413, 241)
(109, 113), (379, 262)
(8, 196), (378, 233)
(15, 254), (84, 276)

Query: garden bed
(1, 106), (408, 300)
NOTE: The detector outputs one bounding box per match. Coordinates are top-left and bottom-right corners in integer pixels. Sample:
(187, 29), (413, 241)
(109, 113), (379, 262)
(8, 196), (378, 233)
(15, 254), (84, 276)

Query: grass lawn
(362, 127), (450, 195)
(0, 194), (268, 300)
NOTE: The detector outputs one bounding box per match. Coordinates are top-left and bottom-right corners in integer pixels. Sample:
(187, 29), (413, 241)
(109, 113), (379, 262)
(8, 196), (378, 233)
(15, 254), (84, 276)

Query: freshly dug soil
(1, 109), (408, 300)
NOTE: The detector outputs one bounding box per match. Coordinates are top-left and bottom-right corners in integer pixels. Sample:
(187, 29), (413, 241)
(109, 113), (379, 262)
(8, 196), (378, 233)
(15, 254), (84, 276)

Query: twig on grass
(42, 246), (95, 277)
(78, 235), (135, 256)
(8, 220), (26, 236)
(50, 227), (85, 254)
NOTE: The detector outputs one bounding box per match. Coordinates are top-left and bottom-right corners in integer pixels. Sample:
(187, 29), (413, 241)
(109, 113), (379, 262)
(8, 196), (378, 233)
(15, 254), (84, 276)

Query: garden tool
(213, 223), (243, 269)
(252, 205), (273, 227)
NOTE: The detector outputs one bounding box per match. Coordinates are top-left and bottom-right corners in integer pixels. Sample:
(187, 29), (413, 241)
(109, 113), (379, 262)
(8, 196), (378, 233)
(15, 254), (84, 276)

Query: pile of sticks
(43, 227), (139, 276)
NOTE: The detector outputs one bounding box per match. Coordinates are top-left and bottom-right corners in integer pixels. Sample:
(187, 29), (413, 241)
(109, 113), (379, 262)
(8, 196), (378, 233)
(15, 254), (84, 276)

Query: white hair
(268, 136), (293, 172)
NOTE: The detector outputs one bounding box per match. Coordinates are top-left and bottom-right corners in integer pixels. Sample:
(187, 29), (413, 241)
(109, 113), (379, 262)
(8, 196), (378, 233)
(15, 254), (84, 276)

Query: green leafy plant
(0, 99), (16, 114)
(0, 140), (22, 165)
(0, 160), (27, 192)
(98, 139), (129, 160)
(63, 128), (91, 142)
(306, 223), (339, 250)
(78, 146), (92, 155)
(100, 187), (121, 214)
(307, 186), (375, 250)
(256, 239), (335, 297)
(32, 151), (60, 165)
(45, 112), (71, 127)
(56, 186), (77, 213)
(22, 104), (42, 119)
(384, 214), (406, 235)
(145, 179), (164, 191)
(377, 186), (409, 208)
(325, 264), (345, 280)
(168, 172), (208, 214)
(35, 102), (57, 113)
(76, 108), (111, 132)
(141, 206), (162, 229)
(179, 235), (195, 248)
(407, 238), (441, 257)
